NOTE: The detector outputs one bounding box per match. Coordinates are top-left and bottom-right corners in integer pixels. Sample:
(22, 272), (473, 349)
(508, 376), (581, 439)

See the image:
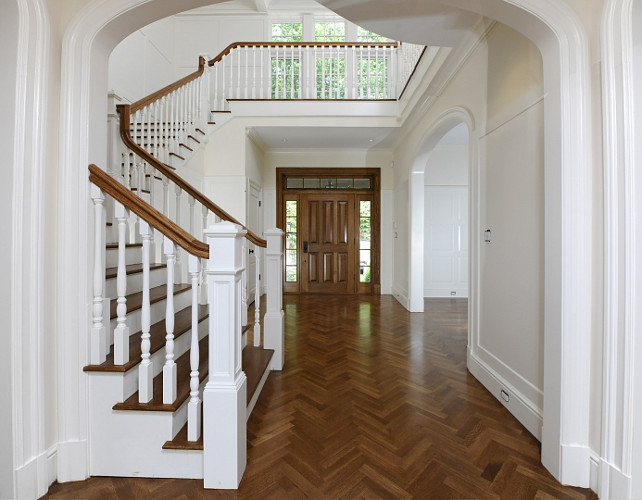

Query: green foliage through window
(272, 23), (303, 42)
(285, 201), (298, 282)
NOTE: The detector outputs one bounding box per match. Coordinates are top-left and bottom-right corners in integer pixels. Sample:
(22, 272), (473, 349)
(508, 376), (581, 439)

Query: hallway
(42, 295), (596, 499)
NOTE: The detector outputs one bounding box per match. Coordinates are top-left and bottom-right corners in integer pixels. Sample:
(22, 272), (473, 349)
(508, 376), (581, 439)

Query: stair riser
(105, 266), (167, 298)
(122, 320), (208, 401)
(109, 289), (191, 339)
(89, 374), (204, 478)
(106, 246), (143, 267)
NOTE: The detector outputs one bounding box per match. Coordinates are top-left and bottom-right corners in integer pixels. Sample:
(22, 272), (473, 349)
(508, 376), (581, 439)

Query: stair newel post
(187, 254), (202, 441)
(174, 185), (183, 283)
(113, 201), (130, 365)
(163, 236), (177, 404)
(241, 238), (248, 329)
(264, 228), (284, 370)
(253, 246), (261, 347)
(200, 205), (209, 305)
(203, 222), (247, 489)
(90, 185), (107, 365)
(138, 219), (153, 402)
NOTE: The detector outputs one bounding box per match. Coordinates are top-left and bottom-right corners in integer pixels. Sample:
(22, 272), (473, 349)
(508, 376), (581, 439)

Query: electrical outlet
(501, 389), (510, 403)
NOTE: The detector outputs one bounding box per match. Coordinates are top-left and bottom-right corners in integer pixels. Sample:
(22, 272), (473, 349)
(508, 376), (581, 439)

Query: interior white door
(424, 185), (468, 297)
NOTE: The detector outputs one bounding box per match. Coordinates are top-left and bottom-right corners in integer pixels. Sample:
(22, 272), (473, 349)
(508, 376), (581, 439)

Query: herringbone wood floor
(41, 295), (598, 500)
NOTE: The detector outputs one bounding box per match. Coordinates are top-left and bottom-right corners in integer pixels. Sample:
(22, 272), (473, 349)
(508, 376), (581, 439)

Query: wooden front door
(300, 193), (355, 294)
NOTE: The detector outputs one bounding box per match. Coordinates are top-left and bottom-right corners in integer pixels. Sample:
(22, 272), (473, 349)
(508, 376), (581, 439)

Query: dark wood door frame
(276, 167), (381, 295)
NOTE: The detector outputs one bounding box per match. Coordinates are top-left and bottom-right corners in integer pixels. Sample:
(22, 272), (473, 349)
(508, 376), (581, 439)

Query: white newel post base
(264, 229), (284, 370)
(203, 222), (247, 489)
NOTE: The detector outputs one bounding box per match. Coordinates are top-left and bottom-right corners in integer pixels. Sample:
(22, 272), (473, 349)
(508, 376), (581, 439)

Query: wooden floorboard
(42, 295), (598, 499)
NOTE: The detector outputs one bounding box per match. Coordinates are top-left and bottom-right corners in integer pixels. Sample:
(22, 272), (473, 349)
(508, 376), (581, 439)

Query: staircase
(85, 39), (426, 489)
(84, 235), (272, 478)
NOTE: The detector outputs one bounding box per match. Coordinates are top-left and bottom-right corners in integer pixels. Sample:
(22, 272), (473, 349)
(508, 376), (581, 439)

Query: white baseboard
(590, 452), (599, 494)
(467, 349), (542, 440)
(423, 288), (468, 298)
(13, 445), (57, 500)
(560, 444), (591, 487)
(599, 458), (632, 500)
(56, 439), (88, 483)
(391, 286), (409, 310)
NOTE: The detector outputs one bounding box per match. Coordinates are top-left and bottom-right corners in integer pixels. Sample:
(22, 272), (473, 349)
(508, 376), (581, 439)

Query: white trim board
(468, 348), (542, 440)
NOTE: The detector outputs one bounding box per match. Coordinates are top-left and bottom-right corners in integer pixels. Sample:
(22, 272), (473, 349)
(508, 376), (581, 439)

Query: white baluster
(174, 185), (183, 283)
(375, 45), (379, 98)
(358, 45), (364, 99)
(200, 205), (209, 305)
(214, 63), (219, 111)
(274, 44), (279, 99)
(367, 45), (372, 99)
(113, 201), (130, 365)
(321, 45), (326, 99)
(237, 48), (241, 99)
(188, 254), (202, 441)
(254, 246), (261, 347)
(163, 236), (177, 404)
(252, 45), (256, 99)
(138, 219), (153, 403)
(298, 45), (302, 99)
(90, 185), (107, 365)
(189, 195), (196, 234)
(290, 45), (294, 99)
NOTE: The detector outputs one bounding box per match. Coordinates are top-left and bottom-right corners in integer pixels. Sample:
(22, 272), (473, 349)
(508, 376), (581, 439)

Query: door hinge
(258, 201), (261, 207)
(259, 274), (261, 280)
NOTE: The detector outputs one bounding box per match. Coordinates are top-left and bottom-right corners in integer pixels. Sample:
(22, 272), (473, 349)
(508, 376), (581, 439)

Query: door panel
(301, 193), (355, 294)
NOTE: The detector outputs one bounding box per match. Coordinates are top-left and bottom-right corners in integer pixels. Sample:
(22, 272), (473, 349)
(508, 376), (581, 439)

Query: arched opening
(58, 0), (592, 487)
(423, 123), (469, 300)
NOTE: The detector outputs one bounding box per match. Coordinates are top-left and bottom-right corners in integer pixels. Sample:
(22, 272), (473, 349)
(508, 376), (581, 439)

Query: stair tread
(84, 304), (208, 373)
(109, 283), (192, 320)
(243, 345), (274, 405)
(179, 143), (194, 152)
(162, 345), (274, 451)
(169, 152), (185, 160)
(105, 262), (165, 280)
(113, 335), (209, 412)
(187, 135), (201, 144)
(106, 242), (142, 249)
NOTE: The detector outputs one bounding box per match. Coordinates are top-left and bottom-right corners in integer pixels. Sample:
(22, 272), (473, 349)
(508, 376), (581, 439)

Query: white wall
(424, 145), (468, 186)
(108, 17), (175, 103)
(392, 22), (547, 438)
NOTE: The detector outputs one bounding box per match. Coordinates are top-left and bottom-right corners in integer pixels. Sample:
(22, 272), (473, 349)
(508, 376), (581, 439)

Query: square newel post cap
(203, 221), (247, 273)
(264, 228), (284, 255)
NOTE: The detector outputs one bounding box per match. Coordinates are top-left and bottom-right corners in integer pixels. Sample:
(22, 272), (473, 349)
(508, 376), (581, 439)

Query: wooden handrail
(208, 41), (399, 66)
(131, 56), (206, 113)
(88, 164), (210, 259)
(116, 105), (267, 248)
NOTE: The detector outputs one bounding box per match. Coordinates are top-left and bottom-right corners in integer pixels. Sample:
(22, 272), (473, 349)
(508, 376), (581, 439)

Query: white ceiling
(250, 126), (401, 150)
(316, 0), (482, 47)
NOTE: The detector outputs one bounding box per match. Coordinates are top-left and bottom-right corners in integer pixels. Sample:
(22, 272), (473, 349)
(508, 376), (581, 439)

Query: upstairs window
(272, 22), (303, 42)
(357, 27), (391, 43)
(315, 21), (345, 42)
